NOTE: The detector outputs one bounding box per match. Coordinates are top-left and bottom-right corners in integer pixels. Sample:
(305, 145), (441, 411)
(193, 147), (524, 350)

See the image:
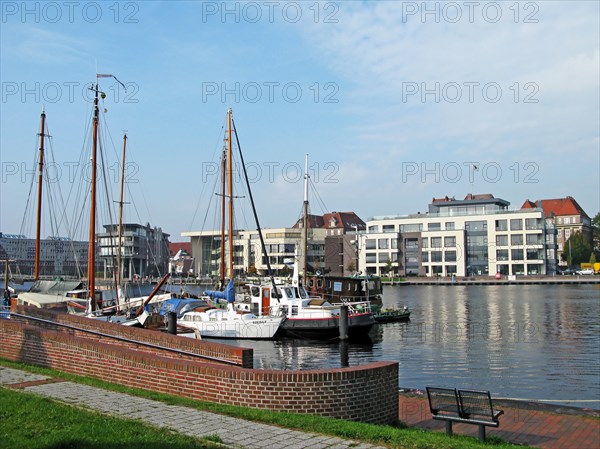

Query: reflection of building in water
(360, 194), (559, 277)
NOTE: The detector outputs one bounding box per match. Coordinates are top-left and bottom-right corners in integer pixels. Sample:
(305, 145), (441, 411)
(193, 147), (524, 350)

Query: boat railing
(339, 298), (372, 314)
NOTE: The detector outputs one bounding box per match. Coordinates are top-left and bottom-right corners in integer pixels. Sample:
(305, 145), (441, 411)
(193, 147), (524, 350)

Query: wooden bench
(426, 387), (503, 441)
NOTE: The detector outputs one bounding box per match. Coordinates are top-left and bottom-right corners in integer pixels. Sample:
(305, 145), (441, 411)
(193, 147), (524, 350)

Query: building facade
(521, 196), (592, 267)
(97, 223), (170, 279)
(182, 228), (327, 277)
(0, 233), (90, 277)
(358, 194), (558, 277)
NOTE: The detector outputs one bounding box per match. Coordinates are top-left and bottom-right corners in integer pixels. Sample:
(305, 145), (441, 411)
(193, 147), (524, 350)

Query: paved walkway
(400, 394), (600, 449)
(0, 366), (382, 449)
(3, 366), (599, 449)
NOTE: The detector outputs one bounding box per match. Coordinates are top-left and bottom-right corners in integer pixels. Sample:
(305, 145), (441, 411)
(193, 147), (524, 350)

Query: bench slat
(426, 387), (461, 415)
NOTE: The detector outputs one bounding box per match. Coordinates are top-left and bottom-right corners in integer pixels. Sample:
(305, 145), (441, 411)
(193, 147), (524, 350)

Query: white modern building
(182, 227), (327, 277)
(358, 194), (557, 277)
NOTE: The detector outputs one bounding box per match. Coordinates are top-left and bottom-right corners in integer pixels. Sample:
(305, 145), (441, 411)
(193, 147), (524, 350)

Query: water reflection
(217, 284), (599, 409)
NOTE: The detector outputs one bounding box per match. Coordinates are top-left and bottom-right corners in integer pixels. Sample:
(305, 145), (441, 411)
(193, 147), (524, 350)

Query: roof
(169, 242), (192, 256)
(520, 197), (590, 219)
(292, 212), (365, 231)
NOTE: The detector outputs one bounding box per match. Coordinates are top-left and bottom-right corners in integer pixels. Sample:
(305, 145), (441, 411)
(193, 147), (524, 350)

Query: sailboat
(16, 108), (91, 310)
(176, 109), (284, 339)
(233, 156), (375, 339)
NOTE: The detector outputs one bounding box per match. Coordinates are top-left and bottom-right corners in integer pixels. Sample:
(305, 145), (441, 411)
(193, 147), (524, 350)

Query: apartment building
(182, 228), (327, 277)
(0, 233), (90, 277)
(359, 194), (557, 277)
(97, 223), (170, 279)
(521, 196), (592, 267)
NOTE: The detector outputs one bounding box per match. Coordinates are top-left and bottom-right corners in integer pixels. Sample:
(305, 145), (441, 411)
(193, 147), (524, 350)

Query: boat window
(298, 287), (309, 299)
(251, 286), (260, 297)
(284, 287), (293, 298)
(292, 305), (298, 316)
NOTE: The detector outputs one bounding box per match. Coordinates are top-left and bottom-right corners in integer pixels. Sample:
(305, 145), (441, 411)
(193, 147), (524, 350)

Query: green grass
(1, 359), (532, 449)
(0, 387), (222, 449)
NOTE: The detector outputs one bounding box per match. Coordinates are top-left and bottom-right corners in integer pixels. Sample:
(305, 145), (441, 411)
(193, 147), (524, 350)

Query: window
(365, 253), (377, 263)
(465, 221), (486, 231)
(527, 249), (540, 260)
(431, 251), (443, 262)
(368, 225), (379, 233)
(565, 229), (571, 240)
(422, 252), (429, 262)
(391, 239), (398, 249)
(496, 249), (509, 261)
(365, 239), (376, 250)
(496, 235), (508, 246)
(428, 222), (441, 231)
(445, 222), (455, 230)
(445, 251), (456, 262)
(446, 265), (457, 275)
(378, 253), (390, 263)
(526, 234), (541, 245)
(382, 224), (395, 233)
(563, 217), (570, 224)
(495, 219), (508, 231)
(422, 237), (429, 249)
(526, 218), (539, 230)
(511, 249), (524, 260)
(511, 264), (525, 275)
(431, 237), (442, 248)
(511, 234), (523, 245)
(391, 253), (399, 262)
(378, 239), (389, 249)
(444, 237), (456, 248)
(510, 219), (523, 230)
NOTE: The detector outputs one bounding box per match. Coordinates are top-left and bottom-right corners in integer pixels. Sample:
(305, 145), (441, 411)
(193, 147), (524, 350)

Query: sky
(1, 1), (599, 242)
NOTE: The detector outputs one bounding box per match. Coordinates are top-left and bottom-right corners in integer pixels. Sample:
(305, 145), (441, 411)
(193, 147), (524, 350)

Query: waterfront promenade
(385, 275), (600, 286)
(400, 393), (599, 449)
(2, 365), (598, 449)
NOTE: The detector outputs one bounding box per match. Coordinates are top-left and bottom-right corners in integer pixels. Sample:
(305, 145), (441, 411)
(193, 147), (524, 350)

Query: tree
(592, 212), (600, 258)
(385, 260), (394, 277)
(590, 253), (597, 265)
(346, 260), (356, 273)
(247, 264), (257, 275)
(562, 231), (592, 266)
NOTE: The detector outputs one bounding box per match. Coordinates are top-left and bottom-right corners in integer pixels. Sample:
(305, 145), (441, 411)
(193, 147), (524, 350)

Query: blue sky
(1, 1), (599, 242)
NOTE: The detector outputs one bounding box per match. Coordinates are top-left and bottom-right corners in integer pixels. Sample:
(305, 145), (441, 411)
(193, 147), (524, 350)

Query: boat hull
(180, 317), (283, 339)
(277, 312), (374, 339)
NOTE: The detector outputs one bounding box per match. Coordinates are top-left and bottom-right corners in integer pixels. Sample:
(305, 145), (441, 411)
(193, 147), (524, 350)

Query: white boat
(237, 259), (374, 339)
(178, 279), (283, 339)
(157, 280), (283, 339)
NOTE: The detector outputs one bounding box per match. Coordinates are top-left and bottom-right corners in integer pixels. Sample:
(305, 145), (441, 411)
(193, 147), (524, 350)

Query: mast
(219, 142), (227, 285)
(302, 154), (309, 281)
(34, 109), (46, 281)
(3, 259), (9, 302)
(88, 81), (100, 310)
(117, 133), (127, 294)
(227, 109), (234, 279)
(231, 117), (279, 299)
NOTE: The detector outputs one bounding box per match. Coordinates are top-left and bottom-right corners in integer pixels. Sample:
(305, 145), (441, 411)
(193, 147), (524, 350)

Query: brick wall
(13, 306), (253, 367)
(0, 311), (399, 424)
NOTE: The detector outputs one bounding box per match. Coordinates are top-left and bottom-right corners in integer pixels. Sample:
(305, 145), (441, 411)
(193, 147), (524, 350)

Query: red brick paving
(400, 395), (600, 449)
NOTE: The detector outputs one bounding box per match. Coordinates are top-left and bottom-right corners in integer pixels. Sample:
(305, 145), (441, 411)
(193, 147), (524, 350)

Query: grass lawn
(1, 359), (532, 449)
(0, 387), (222, 449)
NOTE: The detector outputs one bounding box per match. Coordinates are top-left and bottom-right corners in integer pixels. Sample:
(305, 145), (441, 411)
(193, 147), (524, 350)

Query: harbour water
(217, 284), (600, 410)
